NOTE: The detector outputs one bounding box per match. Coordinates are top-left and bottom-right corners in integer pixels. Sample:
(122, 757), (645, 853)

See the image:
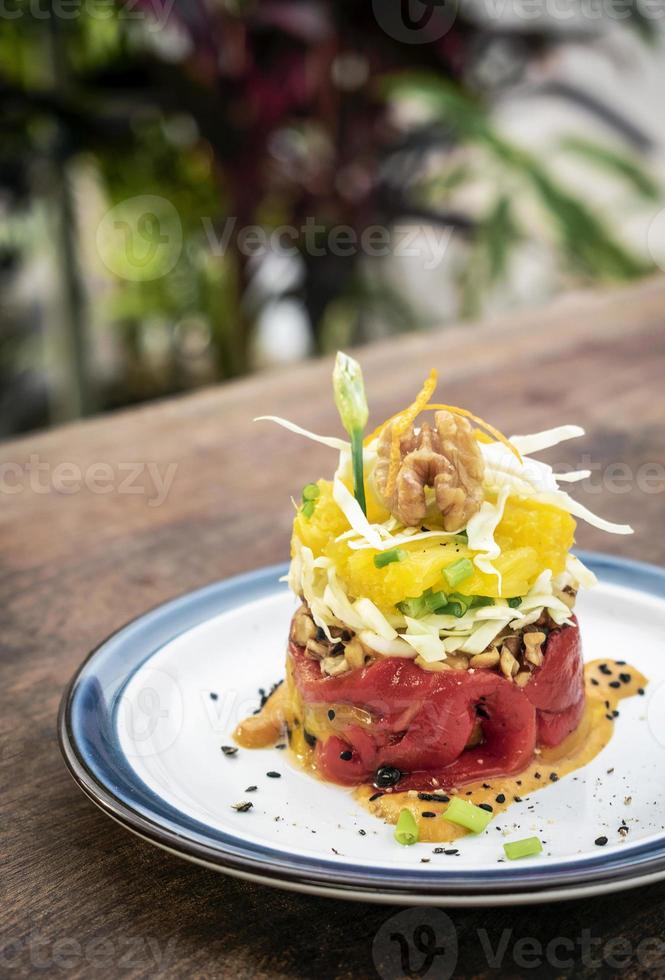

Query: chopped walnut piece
(500, 646), (519, 680)
(305, 638), (329, 660)
(291, 605), (318, 646)
(415, 656), (452, 672)
(470, 650), (500, 669)
(344, 637), (366, 670)
(321, 655), (350, 677)
(374, 410), (485, 529)
(524, 631), (546, 667)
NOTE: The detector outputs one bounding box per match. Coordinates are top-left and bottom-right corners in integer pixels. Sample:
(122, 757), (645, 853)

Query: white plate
(59, 553), (665, 905)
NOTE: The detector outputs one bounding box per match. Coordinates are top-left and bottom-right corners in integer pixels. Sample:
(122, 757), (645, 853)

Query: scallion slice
(373, 548), (406, 569)
(470, 595), (494, 609)
(302, 483), (321, 501)
(394, 808), (419, 846)
(443, 797), (493, 833)
(424, 590), (449, 613)
(437, 593), (471, 618)
(443, 558), (474, 588)
(333, 352), (369, 515)
(508, 597), (522, 609)
(398, 596), (429, 618)
(301, 500), (316, 519)
(503, 837), (543, 860)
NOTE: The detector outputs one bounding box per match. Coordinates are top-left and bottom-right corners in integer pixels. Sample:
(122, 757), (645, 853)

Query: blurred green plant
(0, 0), (660, 430)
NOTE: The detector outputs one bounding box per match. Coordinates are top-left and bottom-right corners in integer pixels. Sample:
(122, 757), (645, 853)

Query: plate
(58, 552), (665, 906)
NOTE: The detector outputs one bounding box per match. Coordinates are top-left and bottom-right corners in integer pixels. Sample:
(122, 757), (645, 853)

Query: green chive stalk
(333, 352), (369, 515)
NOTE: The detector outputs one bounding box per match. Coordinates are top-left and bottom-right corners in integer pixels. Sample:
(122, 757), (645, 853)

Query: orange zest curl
(384, 370), (438, 498)
(363, 378), (523, 483)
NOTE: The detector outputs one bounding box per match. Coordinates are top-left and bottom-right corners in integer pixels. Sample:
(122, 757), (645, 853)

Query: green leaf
(561, 136), (660, 201)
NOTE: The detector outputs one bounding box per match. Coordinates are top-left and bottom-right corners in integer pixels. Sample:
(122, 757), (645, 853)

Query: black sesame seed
(638, 688), (645, 696)
(482, 783), (491, 789)
(444, 848), (459, 855)
(418, 792), (450, 803)
(495, 793), (506, 804)
(266, 771), (281, 778)
(340, 750), (353, 761)
(328, 709), (336, 721)
(599, 664), (612, 676)
(478, 803), (493, 813)
(513, 796), (523, 803)
(232, 801), (252, 812)
(609, 681), (621, 689)
(549, 773), (559, 782)
(303, 731), (317, 748)
(613, 710), (619, 718)
(616, 660), (626, 666)
(358, 829), (367, 836)
(374, 766), (402, 788)
(421, 811), (437, 818)
(595, 836), (608, 846)
(590, 678), (599, 686)
(606, 714), (614, 721)
(368, 792), (384, 802)
(210, 692), (218, 700)
(245, 786), (257, 792)
(619, 673), (631, 684)
(275, 742), (287, 750)
(221, 745), (238, 756)
(433, 847), (445, 854)
(534, 772), (541, 780)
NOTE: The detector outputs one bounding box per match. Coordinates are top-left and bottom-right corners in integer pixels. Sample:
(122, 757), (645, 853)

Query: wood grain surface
(2, 277), (665, 979)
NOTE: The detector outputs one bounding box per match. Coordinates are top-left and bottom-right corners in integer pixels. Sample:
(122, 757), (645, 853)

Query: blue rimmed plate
(58, 552), (665, 906)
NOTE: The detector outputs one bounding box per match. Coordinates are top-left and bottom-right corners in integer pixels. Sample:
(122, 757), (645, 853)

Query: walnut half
(373, 410), (485, 529)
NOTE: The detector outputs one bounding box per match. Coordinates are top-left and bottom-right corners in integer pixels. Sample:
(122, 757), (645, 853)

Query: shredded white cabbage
(553, 470), (592, 483)
(359, 631), (417, 657)
(332, 475), (384, 549)
(466, 485), (510, 588)
(510, 425), (585, 455)
(255, 416), (349, 451)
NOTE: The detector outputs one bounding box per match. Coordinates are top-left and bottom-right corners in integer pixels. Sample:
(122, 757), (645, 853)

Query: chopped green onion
(508, 597), (522, 609)
(398, 596), (429, 618)
(425, 590), (449, 613)
(470, 595), (494, 609)
(443, 797), (493, 833)
(394, 808), (419, 846)
(302, 483), (320, 501)
(373, 548), (406, 569)
(333, 352), (369, 515)
(437, 593), (472, 618)
(443, 558), (474, 588)
(301, 500), (316, 519)
(503, 837), (543, 860)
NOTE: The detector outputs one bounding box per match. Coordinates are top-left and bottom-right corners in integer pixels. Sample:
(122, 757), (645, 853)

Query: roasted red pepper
(290, 618), (583, 790)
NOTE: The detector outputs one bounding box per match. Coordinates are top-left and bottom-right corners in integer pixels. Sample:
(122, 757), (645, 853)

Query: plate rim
(58, 551), (665, 904)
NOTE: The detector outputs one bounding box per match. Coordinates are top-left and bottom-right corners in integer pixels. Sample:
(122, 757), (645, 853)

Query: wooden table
(2, 277), (665, 978)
